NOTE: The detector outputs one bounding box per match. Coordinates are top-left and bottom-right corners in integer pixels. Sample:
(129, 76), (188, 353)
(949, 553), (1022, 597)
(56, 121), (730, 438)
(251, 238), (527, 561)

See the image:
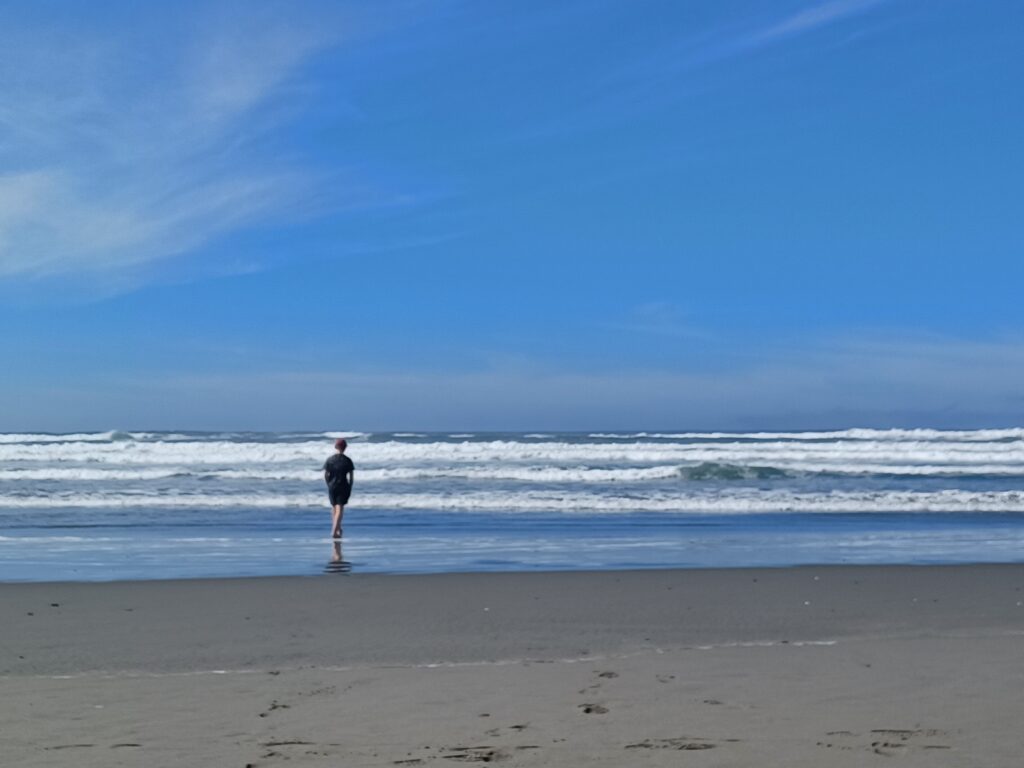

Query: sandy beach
(2, 565), (1023, 766)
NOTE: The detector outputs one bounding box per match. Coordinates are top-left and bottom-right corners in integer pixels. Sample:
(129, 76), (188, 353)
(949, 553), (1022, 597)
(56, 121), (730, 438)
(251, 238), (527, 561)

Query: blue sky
(2, 0), (1023, 430)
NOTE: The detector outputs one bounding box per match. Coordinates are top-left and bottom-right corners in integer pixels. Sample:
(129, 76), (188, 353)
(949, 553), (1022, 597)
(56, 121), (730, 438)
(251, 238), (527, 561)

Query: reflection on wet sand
(324, 539), (352, 574)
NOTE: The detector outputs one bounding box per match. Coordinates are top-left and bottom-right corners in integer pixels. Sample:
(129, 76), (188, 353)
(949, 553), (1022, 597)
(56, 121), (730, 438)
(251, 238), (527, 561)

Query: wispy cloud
(642, 0), (893, 78)
(746, 0), (887, 47)
(0, 3), (407, 288)
(502, 0), (894, 148)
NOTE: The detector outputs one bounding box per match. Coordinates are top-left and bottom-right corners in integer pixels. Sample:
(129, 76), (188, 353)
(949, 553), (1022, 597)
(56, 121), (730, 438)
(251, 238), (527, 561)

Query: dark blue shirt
(323, 454), (354, 487)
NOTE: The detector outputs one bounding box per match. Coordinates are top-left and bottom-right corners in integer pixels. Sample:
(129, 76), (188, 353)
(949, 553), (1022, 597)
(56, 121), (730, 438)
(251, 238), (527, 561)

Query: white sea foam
(6, 461), (1024, 484)
(588, 428), (1024, 442)
(3, 432), (1024, 519)
(353, 488), (1024, 513)
(3, 437), (1022, 471)
(2, 489), (1024, 513)
(0, 465), (686, 483)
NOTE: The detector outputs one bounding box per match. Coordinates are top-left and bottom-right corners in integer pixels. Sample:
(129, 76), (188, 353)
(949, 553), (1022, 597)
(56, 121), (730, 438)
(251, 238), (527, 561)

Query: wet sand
(2, 565), (1023, 766)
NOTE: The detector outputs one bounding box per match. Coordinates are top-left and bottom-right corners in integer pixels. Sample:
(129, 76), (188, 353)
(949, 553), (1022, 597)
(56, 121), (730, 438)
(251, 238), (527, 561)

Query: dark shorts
(328, 484), (351, 506)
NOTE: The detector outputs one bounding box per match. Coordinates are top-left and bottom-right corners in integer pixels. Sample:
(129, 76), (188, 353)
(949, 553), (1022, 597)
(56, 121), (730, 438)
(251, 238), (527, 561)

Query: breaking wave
(3, 429), (1024, 519)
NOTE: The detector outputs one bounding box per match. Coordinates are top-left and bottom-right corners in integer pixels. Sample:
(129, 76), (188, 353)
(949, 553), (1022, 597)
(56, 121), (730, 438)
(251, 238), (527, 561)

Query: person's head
(334, 438), (347, 453)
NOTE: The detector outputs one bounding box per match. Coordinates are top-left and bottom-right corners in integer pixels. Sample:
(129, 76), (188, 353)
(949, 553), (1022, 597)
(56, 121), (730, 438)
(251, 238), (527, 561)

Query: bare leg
(331, 505), (343, 539)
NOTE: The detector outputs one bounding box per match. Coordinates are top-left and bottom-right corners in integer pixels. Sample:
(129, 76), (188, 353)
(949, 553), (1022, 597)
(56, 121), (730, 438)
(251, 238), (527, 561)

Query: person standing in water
(323, 438), (354, 539)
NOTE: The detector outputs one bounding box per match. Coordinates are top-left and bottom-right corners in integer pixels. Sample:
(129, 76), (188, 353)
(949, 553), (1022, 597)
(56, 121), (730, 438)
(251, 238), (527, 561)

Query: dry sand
(2, 565), (1023, 766)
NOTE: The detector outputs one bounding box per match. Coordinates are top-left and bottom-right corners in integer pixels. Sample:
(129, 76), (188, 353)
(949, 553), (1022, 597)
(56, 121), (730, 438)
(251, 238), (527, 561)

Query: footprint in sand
(625, 737), (718, 751)
(261, 740), (314, 748)
(257, 699), (291, 718)
(871, 729), (952, 756)
(579, 703), (609, 714)
(439, 745), (508, 763)
(817, 728), (952, 756)
(485, 723), (529, 737)
(872, 728), (947, 739)
(579, 669), (619, 694)
(44, 744), (95, 751)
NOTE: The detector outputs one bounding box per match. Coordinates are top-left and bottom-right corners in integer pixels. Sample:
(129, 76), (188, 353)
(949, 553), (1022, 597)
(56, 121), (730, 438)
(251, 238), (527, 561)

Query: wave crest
(676, 462), (794, 481)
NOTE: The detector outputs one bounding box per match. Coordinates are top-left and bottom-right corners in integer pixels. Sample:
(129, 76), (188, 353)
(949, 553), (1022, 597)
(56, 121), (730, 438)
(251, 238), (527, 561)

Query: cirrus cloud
(0, 2), (406, 288)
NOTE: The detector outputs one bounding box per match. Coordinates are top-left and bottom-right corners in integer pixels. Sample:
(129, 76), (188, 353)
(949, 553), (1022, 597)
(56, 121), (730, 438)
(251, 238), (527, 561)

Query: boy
(323, 438), (354, 539)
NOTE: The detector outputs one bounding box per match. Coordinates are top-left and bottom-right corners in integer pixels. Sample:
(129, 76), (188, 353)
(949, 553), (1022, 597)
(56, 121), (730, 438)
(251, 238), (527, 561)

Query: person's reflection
(324, 539), (353, 574)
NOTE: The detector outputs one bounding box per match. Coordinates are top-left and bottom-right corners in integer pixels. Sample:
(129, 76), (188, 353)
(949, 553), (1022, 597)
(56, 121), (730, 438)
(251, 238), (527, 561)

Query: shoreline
(4, 563), (1024, 676)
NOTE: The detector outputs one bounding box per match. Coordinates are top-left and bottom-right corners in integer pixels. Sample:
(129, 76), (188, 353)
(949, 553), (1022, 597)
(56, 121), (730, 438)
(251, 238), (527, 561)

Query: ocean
(2, 429), (1024, 581)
